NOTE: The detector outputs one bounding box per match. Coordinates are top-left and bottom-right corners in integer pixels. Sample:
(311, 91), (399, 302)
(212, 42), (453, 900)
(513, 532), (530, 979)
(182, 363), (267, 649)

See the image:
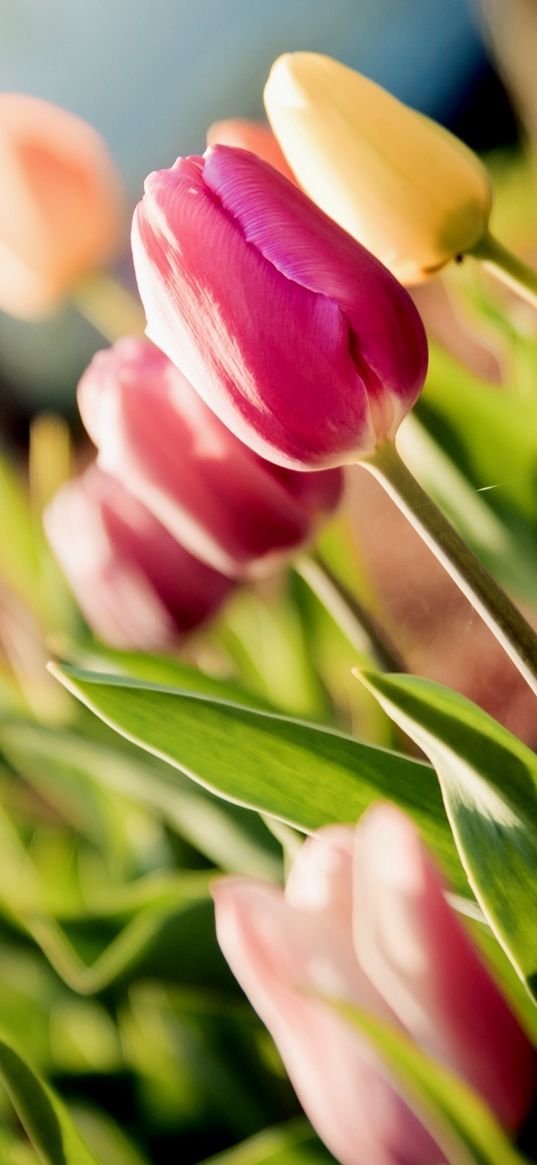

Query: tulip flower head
(214, 805), (534, 1165)
(264, 53), (493, 285)
(0, 93), (124, 318)
(132, 146), (427, 470)
(45, 466), (233, 649)
(77, 337), (343, 578)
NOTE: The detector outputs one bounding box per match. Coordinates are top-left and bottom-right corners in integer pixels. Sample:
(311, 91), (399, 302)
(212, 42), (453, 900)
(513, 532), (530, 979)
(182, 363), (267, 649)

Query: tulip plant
(2, 50), (537, 1165)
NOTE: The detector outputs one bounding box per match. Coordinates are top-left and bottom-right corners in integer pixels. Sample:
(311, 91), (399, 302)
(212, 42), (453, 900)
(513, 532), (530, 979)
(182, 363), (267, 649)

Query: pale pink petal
(285, 825), (355, 918)
(353, 804), (536, 1130)
(214, 877), (441, 1165)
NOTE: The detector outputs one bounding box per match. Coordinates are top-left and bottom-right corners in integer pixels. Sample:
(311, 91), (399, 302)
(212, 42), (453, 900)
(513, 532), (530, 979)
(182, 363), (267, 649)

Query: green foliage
(0, 1030), (100, 1164)
(49, 663), (465, 890)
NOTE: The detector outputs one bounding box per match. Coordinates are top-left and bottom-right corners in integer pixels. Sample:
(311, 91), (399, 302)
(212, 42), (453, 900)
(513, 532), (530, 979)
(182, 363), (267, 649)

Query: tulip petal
(214, 877), (440, 1165)
(264, 53), (491, 284)
(133, 155), (378, 468)
(285, 825), (355, 921)
(353, 804), (536, 1130)
(45, 468), (233, 649)
(78, 338), (342, 577)
(204, 146), (428, 420)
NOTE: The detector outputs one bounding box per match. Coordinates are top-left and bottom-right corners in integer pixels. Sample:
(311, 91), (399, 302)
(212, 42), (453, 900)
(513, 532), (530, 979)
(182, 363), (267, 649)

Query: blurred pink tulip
(0, 93), (124, 318)
(45, 466), (233, 649)
(214, 805), (534, 1165)
(132, 146), (427, 470)
(206, 119), (296, 182)
(77, 337), (343, 578)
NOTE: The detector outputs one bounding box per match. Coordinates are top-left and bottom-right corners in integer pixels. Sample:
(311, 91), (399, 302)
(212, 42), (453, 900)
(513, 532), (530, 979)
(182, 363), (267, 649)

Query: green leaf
(0, 1029), (100, 1164)
(0, 720), (281, 879)
(49, 663), (466, 892)
(359, 670), (537, 1001)
(0, 447), (40, 616)
(66, 1106), (150, 1165)
(200, 1119), (334, 1164)
(0, 798), (216, 994)
(333, 1003), (527, 1165)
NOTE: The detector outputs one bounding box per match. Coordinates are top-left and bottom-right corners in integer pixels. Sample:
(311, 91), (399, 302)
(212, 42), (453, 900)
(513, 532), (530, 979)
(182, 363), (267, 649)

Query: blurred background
(2, 1), (537, 1163)
(0, 0), (522, 431)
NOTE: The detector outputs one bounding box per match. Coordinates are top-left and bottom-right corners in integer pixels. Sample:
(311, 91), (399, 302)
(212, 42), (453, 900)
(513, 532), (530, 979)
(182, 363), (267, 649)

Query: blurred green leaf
(201, 1119), (334, 1164)
(418, 345), (537, 538)
(333, 1003), (527, 1165)
(0, 447), (41, 617)
(0, 1029), (100, 1164)
(0, 1128), (41, 1164)
(49, 664), (466, 892)
(64, 642), (272, 709)
(217, 588), (328, 718)
(359, 671), (537, 1002)
(68, 1107), (149, 1165)
(0, 721), (281, 879)
(398, 413), (537, 603)
(0, 798), (215, 993)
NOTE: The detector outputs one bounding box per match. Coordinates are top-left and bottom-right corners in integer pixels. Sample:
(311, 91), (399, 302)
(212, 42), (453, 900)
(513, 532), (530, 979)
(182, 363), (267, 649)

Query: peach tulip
(0, 93), (123, 318)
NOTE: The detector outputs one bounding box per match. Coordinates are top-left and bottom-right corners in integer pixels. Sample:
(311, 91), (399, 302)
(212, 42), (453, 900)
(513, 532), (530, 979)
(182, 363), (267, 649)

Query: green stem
(363, 440), (537, 699)
(470, 231), (537, 312)
(72, 272), (145, 342)
(295, 554), (406, 673)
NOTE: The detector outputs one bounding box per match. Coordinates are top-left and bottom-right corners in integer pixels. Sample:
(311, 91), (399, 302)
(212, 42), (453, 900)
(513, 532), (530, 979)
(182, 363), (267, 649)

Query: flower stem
(295, 553), (406, 673)
(363, 440), (537, 698)
(72, 272), (146, 342)
(470, 231), (537, 312)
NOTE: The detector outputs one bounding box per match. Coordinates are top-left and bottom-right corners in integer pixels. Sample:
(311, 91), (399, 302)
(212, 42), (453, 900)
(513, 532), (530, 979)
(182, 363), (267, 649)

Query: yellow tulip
(264, 53), (492, 284)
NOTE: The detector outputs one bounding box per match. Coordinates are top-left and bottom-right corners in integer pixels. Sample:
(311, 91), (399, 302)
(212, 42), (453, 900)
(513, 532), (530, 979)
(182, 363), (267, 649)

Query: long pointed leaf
(0, 1031), (100, 1165)
(49, 663), (465, 891)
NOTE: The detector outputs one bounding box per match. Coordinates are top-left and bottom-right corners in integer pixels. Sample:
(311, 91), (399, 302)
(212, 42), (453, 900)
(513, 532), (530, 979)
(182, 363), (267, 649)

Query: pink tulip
(77, 337), (343, 578)
(0, 93), (123, 318)
(206, 119), (296, 182)
(45, 466), (233, 649)
(214, 805), (534, 1165)
(131, 146), (428, 471)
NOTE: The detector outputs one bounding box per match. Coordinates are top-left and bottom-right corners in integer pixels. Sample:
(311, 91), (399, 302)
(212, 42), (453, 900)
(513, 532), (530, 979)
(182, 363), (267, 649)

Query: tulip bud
(214, 805), (534, 1165)
(0, 93), (124, 318)
(264, 53), (493, 285)
(132, 146), (427, 470)
(45, 467), (233, 649)
(77, 337), (342, 578)
(206, 119), (296, 182)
